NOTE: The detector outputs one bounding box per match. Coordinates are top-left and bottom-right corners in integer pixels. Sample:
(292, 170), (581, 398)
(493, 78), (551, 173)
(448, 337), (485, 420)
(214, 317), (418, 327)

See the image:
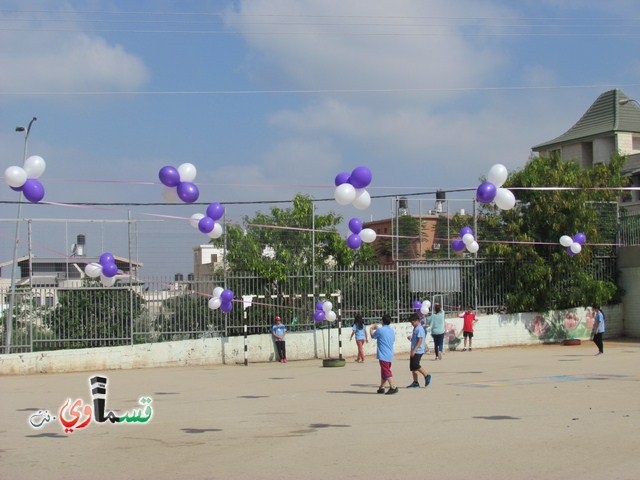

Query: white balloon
(467, 241), (480, 253)
(208, 222), (223, 239)
(494, 188), (516, 210)
(352, 188), (371, 210)
(325, 310), (337, 322)
(4, 166), (27, 188)
(84, 262), (102, 278)
(177, 163), (197, 182)
(23, 155), (46, 179)
(100, 275), (116, 287)
(487, 164), (508, 188)
(212, 286), (224, 298)
(570, 242), (582, 254)
(208, 297), (222, 310)
(559, 235), (573, 247)
(334, 183), (356, 205)
(322, 301), (333, 313)
(462, 233), (475, 246)
(190, 213), (205, 229)
(422, 300), (431, 310)
(420, 305), (430, 315)
(162, 186), (180, 203)
(360, 228), (377, 243)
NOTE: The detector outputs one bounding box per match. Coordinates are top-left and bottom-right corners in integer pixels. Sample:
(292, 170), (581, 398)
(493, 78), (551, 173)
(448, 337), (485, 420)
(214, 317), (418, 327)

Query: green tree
(482, 153), (626, 312)
(44, 287), (144, 349)
(215, 194), (378, 281)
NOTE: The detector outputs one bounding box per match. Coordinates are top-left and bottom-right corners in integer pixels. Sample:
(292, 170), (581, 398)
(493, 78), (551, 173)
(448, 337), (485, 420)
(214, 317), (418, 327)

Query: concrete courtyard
(1, 340), (639, 480)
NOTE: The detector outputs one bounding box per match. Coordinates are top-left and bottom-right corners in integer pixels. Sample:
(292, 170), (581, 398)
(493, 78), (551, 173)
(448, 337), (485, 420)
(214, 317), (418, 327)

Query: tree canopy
(214, 194), (378, 281)
(481, 153), (627, 312)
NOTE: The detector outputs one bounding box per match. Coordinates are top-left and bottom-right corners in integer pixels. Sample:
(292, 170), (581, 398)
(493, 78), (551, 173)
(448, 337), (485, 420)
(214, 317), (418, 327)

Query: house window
(633, 136), (640, 151)
(45, 296), (54, 307)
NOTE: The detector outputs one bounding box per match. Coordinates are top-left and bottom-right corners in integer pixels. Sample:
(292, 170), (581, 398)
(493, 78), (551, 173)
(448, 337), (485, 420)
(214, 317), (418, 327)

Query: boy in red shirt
(459, 306), (477, 351)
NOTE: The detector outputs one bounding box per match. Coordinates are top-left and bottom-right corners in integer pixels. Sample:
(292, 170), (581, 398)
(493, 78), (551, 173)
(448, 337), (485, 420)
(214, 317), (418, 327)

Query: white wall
(0, 305), (623, 375)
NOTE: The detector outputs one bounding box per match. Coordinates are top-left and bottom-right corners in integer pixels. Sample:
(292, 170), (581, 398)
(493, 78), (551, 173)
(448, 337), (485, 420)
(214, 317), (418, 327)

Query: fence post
(243, 309), (248, 366)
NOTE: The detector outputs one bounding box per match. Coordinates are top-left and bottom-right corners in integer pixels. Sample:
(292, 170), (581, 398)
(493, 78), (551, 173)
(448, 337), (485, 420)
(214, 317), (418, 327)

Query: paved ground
(1, 340), (639, 480)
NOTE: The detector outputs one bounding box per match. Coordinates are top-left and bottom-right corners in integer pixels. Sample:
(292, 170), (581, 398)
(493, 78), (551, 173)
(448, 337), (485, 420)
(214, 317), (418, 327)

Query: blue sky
(2, 0), (640, 277)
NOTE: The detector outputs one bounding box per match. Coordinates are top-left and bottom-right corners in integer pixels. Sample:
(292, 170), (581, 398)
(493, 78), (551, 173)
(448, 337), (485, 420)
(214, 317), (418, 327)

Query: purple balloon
(573, 232), (587, 245)
(348, 217), (363, 234)
(159, 166), (180, 187)
(476, 181), (497, 204)
(452, 239), (465, 252)
(101, 262), (118, 278)
(335, 172), (350, 186)
(22, 178), (45, 203)
(99, 252), (115, 265)
(206, 202), (225, 221)
(198, 216), (215, 234)
(567, 246), (577, 256)
(412, 300), (422, 310)
(347, 233), (362, 250)
(349, 166), (372, 189)
(316, 301), (324, 311)
(220, 301), (233, 313)
(314, 311), (326, 322)
(220, 289), (234, 302)
(10, 184), (23, 192)
(460, 227), (473, 237)
(177, 181), (199, 203)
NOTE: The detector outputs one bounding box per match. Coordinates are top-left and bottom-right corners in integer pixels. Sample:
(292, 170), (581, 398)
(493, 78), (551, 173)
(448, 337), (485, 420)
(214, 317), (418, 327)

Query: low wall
(0, 305), (623, 375)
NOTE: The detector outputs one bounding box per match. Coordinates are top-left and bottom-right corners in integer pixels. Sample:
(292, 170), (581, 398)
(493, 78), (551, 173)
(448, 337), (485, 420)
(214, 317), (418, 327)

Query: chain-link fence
(0, 196), (628, 354)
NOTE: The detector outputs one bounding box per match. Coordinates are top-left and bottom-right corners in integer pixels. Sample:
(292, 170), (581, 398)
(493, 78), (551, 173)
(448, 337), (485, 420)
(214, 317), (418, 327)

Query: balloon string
(434, 237), (623, 246)
(16, 176), (640, 192)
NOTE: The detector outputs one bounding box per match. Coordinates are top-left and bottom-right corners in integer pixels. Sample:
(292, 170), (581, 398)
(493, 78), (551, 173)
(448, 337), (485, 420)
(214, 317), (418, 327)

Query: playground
(2, 340), (639, 480)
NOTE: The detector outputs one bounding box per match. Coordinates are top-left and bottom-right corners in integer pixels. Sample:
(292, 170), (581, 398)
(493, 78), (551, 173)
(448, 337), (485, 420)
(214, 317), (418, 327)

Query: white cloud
(0, 15), (149, 93)
(229, 0), (510, 94)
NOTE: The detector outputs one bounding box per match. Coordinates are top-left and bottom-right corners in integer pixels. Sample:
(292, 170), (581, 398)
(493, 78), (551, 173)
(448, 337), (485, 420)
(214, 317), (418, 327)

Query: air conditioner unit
(432, 243), (441, 250)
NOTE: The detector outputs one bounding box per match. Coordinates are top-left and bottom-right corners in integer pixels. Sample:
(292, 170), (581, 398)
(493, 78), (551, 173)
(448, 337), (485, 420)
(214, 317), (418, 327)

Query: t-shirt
(429, 312), (445, 335)
(272, 323), (287, 341)
(372, 325), (395, 362)
(411, 324), (426, 354)
(460, 311), (476, 332)
(594, 311), (605, 333)
(352, 324), (366, 341)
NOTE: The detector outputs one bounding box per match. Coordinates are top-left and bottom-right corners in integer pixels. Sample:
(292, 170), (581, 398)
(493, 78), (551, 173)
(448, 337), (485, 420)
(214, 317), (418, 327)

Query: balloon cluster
(84, 252), (119, 287)
(451, 227), (480, 254)
(190, 202), (225, 239)
(4, 155), (46, 203)
(560, 232), (586, 256)
(412, 299), (432, 315)
(158, 163), (199, 203)
(314, 300), (337, 323)
(346, 217), (377, 250)
(334, 166), (373, 210)
(208, 286), (234, 313)
(476, 164), (516, 210)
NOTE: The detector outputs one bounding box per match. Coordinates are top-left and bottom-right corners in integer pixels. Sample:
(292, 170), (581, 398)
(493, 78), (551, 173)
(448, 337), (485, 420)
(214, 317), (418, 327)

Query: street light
(5, 117), (37, 354)
(619, 98), (640, 108)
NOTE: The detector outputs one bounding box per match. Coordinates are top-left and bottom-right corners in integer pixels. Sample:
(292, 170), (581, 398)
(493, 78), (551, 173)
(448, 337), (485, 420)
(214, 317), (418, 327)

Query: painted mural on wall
(527, 308), (595, 342)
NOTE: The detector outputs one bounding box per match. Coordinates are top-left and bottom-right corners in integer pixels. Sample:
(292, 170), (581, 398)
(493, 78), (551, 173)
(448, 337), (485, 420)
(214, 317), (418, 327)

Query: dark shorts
(463, 331), (474, 338)
(379, 360), (393, 380)
(409, 353), (423, 371)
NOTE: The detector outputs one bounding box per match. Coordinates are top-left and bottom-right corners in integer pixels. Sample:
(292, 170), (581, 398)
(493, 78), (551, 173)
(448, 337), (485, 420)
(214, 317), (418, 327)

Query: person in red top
(459, 306), (477, 351)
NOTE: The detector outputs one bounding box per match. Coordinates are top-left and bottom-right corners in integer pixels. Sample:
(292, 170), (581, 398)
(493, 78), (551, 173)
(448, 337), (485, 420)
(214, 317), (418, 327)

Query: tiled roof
(532, 89), (640, 151)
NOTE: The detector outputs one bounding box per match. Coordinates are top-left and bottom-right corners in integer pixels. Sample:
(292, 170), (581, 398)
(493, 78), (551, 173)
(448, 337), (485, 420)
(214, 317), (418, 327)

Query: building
(532, 88), (640, 211)
(363, 214), (440, 266)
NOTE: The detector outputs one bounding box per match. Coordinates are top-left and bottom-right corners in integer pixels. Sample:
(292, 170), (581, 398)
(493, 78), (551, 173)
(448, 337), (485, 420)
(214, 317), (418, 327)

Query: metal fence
(0, 255), (617, 354)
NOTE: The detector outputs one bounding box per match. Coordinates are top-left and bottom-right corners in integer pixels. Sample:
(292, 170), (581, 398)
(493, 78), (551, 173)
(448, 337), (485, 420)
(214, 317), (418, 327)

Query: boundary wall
(0, 305), (623, 375)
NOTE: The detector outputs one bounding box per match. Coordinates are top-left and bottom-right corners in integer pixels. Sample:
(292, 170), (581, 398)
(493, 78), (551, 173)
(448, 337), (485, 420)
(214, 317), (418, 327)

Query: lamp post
(5, 117), (37, 354)
(619, 98), (640, 108)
